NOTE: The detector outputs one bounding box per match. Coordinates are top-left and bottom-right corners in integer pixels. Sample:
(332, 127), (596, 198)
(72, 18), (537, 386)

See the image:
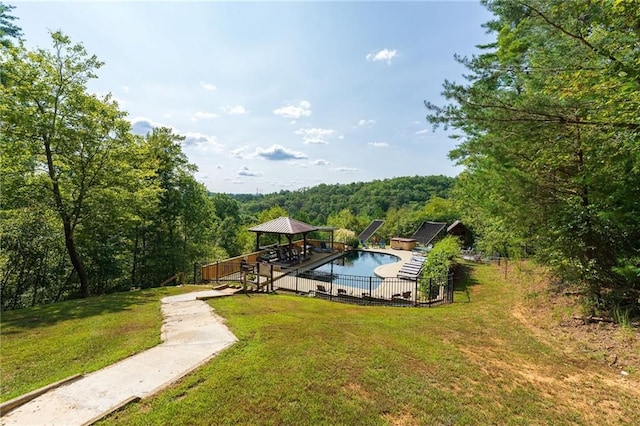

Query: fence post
(429, 278), (432, 307)
(369, 277), (372, 305)
(193, 262), (197, 284)
(295, 269), (299, 294)
(215, 260), (219, 284)
(504, 258), (508, 279)
(414, 278), (418, 307)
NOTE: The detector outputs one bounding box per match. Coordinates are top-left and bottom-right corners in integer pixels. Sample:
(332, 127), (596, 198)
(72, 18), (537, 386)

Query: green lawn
(2, 264), (638, 425)
(0, 285), (201, 401)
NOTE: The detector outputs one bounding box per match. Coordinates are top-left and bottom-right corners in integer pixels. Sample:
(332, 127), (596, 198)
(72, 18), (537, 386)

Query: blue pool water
(313, 250), (399, 276)
(302, 250), (400, 291)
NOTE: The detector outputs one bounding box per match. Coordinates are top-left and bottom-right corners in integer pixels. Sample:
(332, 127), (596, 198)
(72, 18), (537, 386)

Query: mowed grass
(3, 265), (638, 425)
(0, 285), (202, 401)
(102, 262), (639, 425)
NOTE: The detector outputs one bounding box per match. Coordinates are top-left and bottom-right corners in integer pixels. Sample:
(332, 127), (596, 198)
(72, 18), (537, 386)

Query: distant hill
(227, 175), (456, 224)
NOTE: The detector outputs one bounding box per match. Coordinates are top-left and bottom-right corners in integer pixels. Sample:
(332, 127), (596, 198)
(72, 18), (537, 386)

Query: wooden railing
(201, 239), (346, 283)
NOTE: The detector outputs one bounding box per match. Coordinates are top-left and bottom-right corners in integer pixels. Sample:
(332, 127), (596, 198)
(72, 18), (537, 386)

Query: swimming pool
(313, 250), (399, 276)
(301, 250), (400, 290)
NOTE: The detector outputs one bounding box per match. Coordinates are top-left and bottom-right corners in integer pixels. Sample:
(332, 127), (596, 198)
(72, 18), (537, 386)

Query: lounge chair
(337, 289), (347, 295)
(317, 284), (328, 293)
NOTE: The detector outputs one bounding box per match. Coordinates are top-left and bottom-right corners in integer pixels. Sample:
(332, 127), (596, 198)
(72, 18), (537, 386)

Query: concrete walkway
(1, 289), (238, 426)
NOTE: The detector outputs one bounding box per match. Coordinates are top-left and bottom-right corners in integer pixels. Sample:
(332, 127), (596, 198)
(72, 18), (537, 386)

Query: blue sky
(13, 1), (495, 194)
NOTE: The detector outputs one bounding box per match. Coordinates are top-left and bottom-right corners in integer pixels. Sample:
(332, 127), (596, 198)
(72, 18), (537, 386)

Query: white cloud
(129, 116), (167, 135)
(358, 119), (376, 126)
(200, 81), (217, 91)
(368, 142), (389, 148)
(182, 132), (224, 152)
(366, 48), (398, 64)
(294, 127), (335, 144)
(191, 111), (220, 121)
(254, 144), (308, 161)
(230, 146), (250, 159)
(313, 159), (330, 166)
(122, 86), (130, 93)
(332, 166), (359, 174)
(220, 105), (247, 115)
(238, 166), (261, 177)
(416, 129), (429, 134)
(291, 161), (309, 169)
(273, 100), (312, 119)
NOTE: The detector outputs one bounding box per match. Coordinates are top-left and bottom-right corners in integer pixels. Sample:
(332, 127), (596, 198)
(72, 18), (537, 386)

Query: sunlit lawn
(2, 265), (638, 425)
(102, 263), (639, 425)
(0, 285), (201, 401)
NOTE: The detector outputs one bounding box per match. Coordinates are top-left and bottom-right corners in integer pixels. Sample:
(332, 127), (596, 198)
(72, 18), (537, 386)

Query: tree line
(232, 175), (456, 226)
(426, 0), (640, 320)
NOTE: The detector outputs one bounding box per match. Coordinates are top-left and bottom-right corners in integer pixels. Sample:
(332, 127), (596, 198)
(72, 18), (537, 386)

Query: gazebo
(248, 216), (319, 258)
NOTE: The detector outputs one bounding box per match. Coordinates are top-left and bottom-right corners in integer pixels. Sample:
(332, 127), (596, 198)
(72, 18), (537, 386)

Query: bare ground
(507, 262), (640, 423)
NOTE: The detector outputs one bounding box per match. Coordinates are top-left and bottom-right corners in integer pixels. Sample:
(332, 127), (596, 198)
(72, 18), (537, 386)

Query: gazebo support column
(255, 232), (262, 252)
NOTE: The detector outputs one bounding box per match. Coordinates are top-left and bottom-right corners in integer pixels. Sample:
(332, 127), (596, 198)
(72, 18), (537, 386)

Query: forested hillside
(231, 175), (455, 225)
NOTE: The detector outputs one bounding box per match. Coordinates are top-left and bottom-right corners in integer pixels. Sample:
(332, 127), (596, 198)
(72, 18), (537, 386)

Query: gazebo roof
(248, 216), (318, 235)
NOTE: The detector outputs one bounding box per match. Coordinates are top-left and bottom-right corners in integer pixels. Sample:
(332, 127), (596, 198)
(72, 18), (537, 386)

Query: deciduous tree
(1, 32), (134, 297)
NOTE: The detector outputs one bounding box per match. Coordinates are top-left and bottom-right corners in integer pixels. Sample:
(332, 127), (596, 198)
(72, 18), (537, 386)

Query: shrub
(420, 236), (461, 295)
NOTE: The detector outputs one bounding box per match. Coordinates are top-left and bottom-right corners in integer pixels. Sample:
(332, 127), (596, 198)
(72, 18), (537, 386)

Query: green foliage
(428, 0), (640, 319)
(420, 236), (461, 296)
(333, 228), (356, 244)
(0, 2), (22, 47)
(234, 175), (456, 226)
(419, 196), (460, 224)
(0, 33), (227, 308)
(345, 236), (360, 249)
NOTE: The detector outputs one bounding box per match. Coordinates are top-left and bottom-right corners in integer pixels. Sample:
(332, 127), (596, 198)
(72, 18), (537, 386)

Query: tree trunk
(131, 230), (139, 288)
(63, 220), (90, 297)
(44, 137), (90, 298)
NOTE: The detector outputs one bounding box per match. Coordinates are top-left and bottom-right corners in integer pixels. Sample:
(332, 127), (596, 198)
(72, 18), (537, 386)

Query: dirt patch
(511, 266), (640, 375)
(382, 410), (419, 426)
(343, 382), (373, 403)
(505, 264), (640, 422)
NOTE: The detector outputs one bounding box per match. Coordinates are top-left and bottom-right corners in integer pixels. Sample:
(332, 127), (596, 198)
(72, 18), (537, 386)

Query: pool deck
(367, 247), (415, 278)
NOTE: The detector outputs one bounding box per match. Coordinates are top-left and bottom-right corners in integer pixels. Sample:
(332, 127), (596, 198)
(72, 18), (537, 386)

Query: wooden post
(270, 264), (274, 292)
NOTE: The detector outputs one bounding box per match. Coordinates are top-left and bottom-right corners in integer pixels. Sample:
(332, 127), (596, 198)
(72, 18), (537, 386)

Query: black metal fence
(194, 260), (454, 307)
(295, 270), (454, 307)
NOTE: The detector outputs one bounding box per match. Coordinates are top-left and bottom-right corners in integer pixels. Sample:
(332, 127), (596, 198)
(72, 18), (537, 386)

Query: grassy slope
(2, 265), (638, 425)
(101, 262), (639, 425)
(0, 285), (201, 401)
